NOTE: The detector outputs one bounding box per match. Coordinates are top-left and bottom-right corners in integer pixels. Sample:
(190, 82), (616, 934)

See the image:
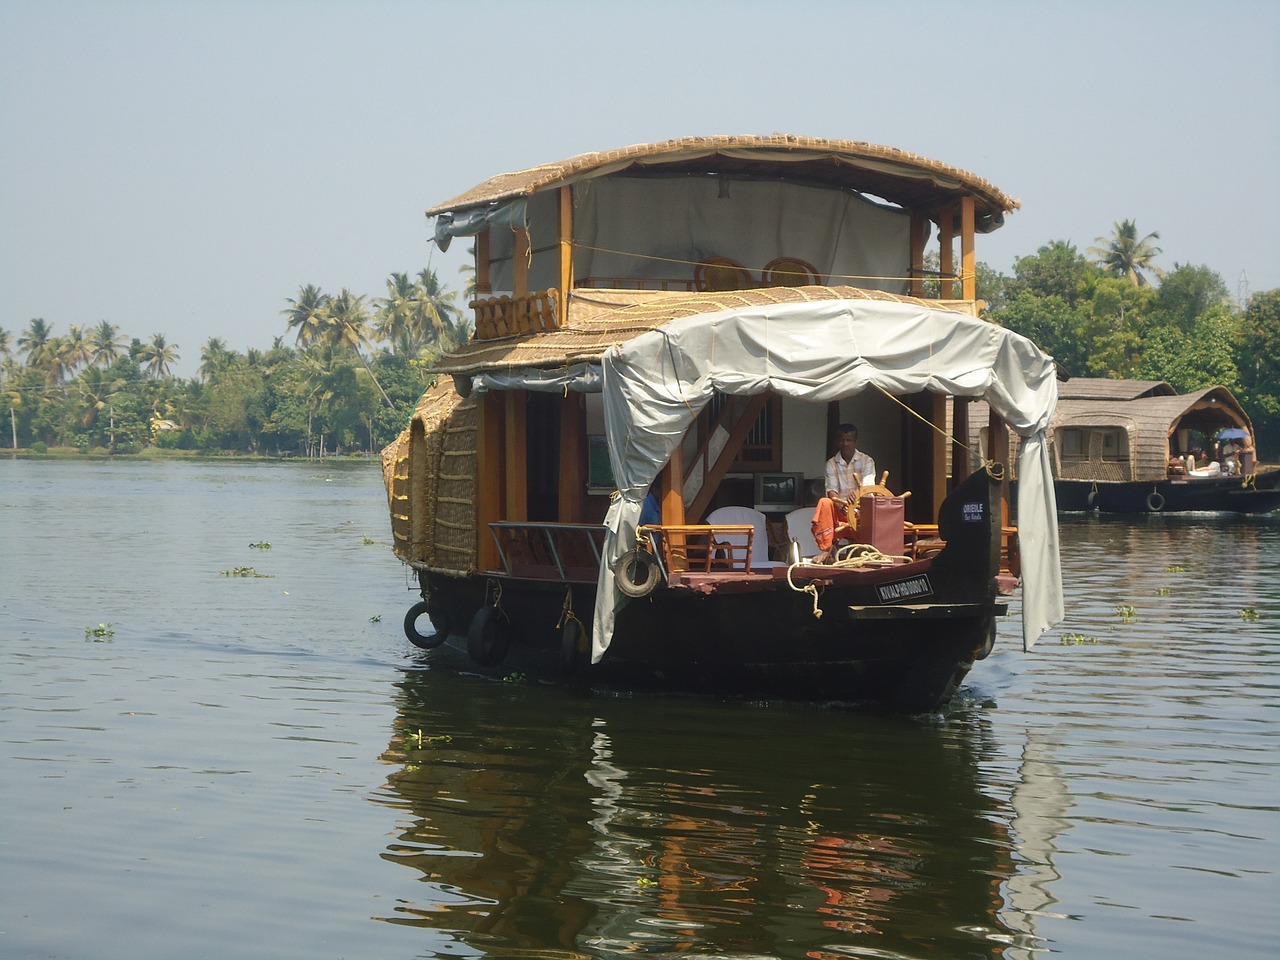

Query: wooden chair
(694, 257), (752, 292)
(762, 256), (819, 287)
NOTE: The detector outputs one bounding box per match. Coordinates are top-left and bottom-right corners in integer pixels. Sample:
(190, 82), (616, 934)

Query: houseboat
(381, 135), (1064, 712)
(1044, 379), (1280, 513)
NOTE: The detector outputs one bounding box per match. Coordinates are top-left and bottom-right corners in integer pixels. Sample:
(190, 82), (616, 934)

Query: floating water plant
(1116, 605), (1138, 623)
(502, 672), (527, 684)
(221, 566), (274, 578)
(85, 623), (115, 640)
(248, 541), (271, 550)
(1165, 564), (1187, 574)
(1061, 633), (1099, 645)
(361, 536), (378, 545)
(369, 614), (381, 623)
(1241, 608), (1259, 621)
(1155, 586), (1172, 596)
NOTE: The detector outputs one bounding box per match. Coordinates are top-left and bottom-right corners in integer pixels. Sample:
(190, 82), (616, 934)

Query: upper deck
(425, 135), (1019, 340)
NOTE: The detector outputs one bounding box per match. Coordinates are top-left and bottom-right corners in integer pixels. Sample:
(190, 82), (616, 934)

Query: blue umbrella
(1218, 428), (1249, 440)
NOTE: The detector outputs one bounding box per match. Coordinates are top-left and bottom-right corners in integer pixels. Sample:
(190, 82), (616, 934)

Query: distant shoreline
(1, 447), (381, 464)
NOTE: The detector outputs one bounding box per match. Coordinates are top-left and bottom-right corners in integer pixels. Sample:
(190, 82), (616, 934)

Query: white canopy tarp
(591, 298), (1063, 658)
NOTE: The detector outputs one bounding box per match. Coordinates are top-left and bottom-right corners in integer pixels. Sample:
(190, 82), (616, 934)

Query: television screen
(754, 472), (804, 510)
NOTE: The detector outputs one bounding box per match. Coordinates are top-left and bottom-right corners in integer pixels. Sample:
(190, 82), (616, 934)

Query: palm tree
(373, 272), (421, 353)
(199, 337), (235, 382)
(1088, 219), (1167, 287)
(282, 283), (330, 346)
(62, 324), (91, 375)
(322, 289), (391, 407)
(414, 268), (464, 347)
(17, 318), (54, 368)
(88, 321), (127, 368)
(138, 333), (179, 378)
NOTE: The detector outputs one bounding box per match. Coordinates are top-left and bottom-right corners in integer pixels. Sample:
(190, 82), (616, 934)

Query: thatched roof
(425, 135), (1020, 230)
(1057, 378), (1176, 401)
(429, 285), (979, 377)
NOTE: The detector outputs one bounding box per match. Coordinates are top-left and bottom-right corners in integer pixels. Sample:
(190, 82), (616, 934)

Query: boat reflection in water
(370, 663), (1070, 959)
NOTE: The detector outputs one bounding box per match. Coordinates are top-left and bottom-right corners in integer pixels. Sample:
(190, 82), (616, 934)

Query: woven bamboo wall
(381, 380), (478, 574)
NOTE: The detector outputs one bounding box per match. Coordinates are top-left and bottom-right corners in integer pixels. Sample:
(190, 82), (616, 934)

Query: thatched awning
(429, 285), (979, 378)
(425, 135), (1020, 230)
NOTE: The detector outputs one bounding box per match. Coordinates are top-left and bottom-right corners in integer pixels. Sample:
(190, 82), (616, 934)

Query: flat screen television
(754, 472), (804, 511)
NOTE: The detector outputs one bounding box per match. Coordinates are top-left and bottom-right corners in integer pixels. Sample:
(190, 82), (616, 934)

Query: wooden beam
(476, 392), (504, 572)
(558, 392), (584, 522)
(960, 196), (976, 302)
(909, 213), (927, 298)
(505, 391), (528, 521)
(686, 393), (770, 521)
(558, 186), (573, 326)
(988, 407), (1011, 525)
(938, 206), (954, 301)
(952, 398), (972, 483)
(662, 441), (685, 526)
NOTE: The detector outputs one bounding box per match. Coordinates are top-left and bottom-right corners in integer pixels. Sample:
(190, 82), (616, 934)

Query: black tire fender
(615, 549), (661, 598)
(1146, 490), (1165, 512)
(560, 618), (588, 675)
(467, 605), (510, 667)
(404, 600), (448, 649)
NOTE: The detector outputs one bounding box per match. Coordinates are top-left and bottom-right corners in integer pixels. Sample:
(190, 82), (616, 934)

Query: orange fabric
(811, 497), (853, 552)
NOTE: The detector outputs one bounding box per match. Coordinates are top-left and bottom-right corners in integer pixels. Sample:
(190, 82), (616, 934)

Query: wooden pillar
(513, 227), (531, 297)
(558, 392), (584, 522)
(960, 196), (977, 304)
(938, 206), (955, 301)
(952, 398), (971, 483)
(909, 213), (927, 298)
(929, 393), (947, 522)
(988, 407), (1011, 523)
(557, 186), (573, 326)
(476, 392), (504, 572)
(476, 228), (492, 295)
(661, 440), (685, 526)
(505, 391), (528, 521)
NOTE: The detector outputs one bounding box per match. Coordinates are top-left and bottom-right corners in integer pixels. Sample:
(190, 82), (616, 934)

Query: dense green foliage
(0, 268), (467, 456)
(2, 224), (1278, 455)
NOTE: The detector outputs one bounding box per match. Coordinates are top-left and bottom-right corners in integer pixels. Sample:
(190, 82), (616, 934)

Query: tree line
(3, 221), (1279, 456)
(0, 267), (470, 456)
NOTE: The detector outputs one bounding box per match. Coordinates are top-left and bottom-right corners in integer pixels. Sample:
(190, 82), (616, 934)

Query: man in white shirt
(813, 423), (876, 557)
(824, 423), (876, 500)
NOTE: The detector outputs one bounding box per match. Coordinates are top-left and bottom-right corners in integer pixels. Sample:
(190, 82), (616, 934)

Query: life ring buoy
(615, 549), (661, 598)
(1146, 490), (1166, 512)
(403, 600), (448, 649)
(1086, 489), (1098, 509)
(560, 618), (587, 675)
(467, 605), (510, 666)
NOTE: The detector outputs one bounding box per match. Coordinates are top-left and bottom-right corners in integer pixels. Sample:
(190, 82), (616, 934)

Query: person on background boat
(1240, 432), (1257, 475)
(812, 423), (877, 559)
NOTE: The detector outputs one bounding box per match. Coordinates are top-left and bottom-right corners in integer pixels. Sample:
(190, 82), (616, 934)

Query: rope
(555, 586), (585, 633)
(569, 242), (971, 286)
(869, 381), (978, 462)
(785, 543), (910, 620)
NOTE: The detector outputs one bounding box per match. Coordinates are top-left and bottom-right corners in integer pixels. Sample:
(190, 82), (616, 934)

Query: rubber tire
(976, 621), (996, 661)
(467, 605), (510, 667)
(404, 600), (448, 649)
(1086, 490), (1098, 509)
(560, 618), (586, 676)
(1146, 491), (1165, 512)
(615, 549), (661, 598)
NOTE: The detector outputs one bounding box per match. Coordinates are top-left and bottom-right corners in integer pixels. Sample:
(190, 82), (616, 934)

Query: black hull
(404, 471), (1007, 714)
(1054, 469), (1280, 514)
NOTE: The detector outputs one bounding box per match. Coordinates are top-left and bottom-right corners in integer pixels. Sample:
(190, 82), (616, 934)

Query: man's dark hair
(838, 422), (858, 437)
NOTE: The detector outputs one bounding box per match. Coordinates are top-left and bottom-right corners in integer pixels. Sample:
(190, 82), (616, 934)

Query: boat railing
(488, 521), (606, 583)
(470, 289), (561, 340)
(640, 523), (756, 574)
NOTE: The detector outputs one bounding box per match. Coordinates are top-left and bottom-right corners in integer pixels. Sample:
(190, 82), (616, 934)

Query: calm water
(1, 459), (1276, 960)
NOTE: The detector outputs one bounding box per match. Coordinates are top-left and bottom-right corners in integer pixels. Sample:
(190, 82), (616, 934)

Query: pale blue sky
(2, 0), (1277, 377)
